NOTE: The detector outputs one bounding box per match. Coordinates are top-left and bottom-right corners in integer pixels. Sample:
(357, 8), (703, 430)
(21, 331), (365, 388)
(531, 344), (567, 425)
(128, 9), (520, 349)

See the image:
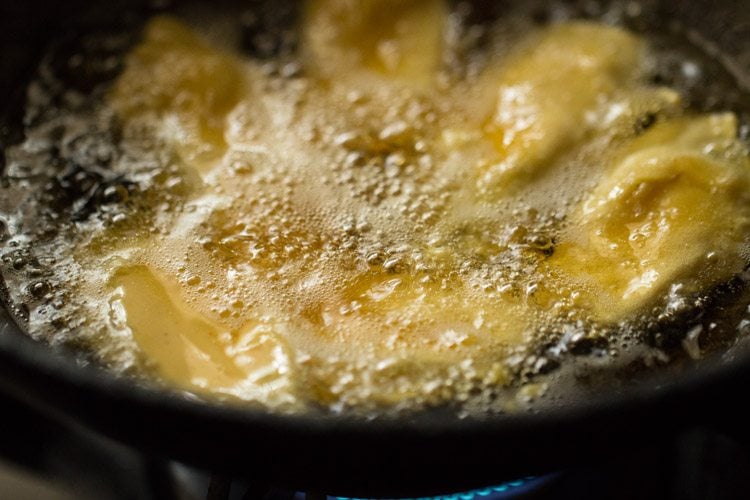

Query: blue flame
(331, 477), (539, 500)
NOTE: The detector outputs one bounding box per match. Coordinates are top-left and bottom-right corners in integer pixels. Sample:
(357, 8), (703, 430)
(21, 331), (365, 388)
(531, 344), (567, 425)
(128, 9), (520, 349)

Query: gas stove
(2, 390), (749, 500)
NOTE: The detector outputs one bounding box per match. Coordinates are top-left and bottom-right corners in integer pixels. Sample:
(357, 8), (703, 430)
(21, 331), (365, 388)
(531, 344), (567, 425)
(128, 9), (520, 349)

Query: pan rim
(1, 298), (749, 435)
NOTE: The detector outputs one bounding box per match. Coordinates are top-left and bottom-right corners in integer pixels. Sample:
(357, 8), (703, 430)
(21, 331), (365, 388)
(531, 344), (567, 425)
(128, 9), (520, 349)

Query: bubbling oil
(2, 0), (750, 416)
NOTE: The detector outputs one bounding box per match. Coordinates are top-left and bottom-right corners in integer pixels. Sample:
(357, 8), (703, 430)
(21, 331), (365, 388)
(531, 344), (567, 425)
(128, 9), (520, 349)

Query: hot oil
(2, 0), (750, 416)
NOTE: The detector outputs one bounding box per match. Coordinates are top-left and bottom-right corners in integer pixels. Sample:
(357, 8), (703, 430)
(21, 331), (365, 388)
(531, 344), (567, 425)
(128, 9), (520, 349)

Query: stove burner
(4, 389), (750, 500)
(199, 474), (558, 500)
(327, 475), (556, 500)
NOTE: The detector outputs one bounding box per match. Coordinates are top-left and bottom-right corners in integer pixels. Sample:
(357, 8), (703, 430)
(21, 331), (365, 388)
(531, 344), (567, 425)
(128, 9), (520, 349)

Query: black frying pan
(2, 0), (750, 497)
